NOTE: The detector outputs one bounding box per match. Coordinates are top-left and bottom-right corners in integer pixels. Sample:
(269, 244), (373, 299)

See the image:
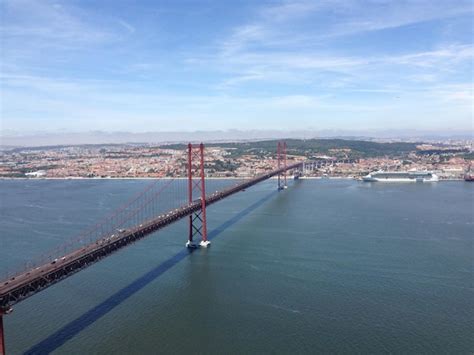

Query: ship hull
(363, 171), (439, 183)
(363, 177), (437, 182)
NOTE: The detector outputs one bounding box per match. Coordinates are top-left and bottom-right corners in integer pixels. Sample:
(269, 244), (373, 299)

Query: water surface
(0, 179), (472, 354)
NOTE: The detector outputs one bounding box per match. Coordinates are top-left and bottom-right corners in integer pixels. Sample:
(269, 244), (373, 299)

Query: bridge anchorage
(0, 141), (303, 354)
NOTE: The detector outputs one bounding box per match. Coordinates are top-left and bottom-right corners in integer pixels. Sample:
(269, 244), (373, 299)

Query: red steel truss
(277, 141), (288, 190)
(187, 143), (209, 248)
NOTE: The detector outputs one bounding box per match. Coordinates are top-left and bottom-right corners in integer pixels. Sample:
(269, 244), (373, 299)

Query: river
(0, 179), (472, 354)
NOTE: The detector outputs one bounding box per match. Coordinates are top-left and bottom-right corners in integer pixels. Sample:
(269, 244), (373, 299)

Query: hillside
(161, 139), (420, 159)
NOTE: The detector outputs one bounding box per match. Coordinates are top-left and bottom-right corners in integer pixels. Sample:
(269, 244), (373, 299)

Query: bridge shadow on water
(26, 191), (277, 355)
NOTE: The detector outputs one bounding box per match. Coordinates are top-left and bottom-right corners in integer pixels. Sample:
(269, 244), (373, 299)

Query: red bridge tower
(277, 141), (288, 190)
(186, 143), (210, 248)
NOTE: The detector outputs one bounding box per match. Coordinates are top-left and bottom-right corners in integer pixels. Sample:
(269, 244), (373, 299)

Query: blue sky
(1, 0), (473, 134)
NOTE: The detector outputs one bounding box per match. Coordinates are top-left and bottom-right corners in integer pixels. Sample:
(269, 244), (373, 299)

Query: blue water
(0, 179), (473, 354)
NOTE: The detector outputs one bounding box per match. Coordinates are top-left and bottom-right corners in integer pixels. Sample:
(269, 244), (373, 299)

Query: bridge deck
(0, 163), (301, 311)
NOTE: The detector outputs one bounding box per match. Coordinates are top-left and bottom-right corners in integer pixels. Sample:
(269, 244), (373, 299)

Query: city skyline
(1, 0), (473, 133)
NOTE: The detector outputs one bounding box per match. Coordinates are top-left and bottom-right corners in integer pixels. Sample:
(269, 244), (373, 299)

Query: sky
(1, 0), (473, 134)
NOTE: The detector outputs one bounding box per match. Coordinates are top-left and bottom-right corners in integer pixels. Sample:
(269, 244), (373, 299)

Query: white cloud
(205, 0), (473, 92)
(2, 71), (471, 132)
(1, 0), (472, 132)
(117, 19), (136, 34)
(388, 44), (474, 68)
(218, 0), (473, 55)
(259, 0), (323, 22)
(0, 0), (114, 47)
(427, 83), (474, 104)
(335, 0), (474, 36)
(221, 24), (267, 55)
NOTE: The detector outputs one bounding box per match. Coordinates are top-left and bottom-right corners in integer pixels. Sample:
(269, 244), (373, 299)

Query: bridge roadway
(0, 162), (302, 312)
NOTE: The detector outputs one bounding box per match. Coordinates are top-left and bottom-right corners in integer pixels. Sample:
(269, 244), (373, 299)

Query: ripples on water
(0, 179), (472, 354)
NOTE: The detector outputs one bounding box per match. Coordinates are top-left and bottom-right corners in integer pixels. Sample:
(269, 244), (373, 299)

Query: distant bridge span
(0, 142), (302, 354)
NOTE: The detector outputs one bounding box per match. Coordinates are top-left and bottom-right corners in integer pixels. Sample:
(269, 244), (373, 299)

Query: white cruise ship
(363, 170), (439, 183)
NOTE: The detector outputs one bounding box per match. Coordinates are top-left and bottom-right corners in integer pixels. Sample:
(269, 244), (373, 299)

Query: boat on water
(363, 170), (439, 183)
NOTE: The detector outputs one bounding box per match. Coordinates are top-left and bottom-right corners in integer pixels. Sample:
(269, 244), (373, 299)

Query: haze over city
(1, 0), (473, 136)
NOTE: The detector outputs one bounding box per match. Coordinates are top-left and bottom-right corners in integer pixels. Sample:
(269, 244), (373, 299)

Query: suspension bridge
(0, 141), (305, 354)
